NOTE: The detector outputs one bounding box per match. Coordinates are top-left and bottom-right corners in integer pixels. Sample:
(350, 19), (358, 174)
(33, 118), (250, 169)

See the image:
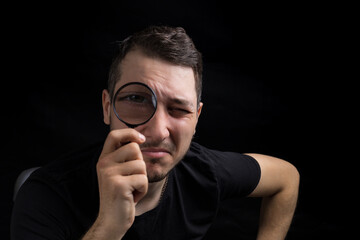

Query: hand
(84, 129), (148, 239)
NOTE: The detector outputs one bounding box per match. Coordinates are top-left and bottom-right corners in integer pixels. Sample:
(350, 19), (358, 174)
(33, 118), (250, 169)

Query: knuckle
(96, 163), (112, 178)
(96, 157), (108, 170)
(132, 160), (146, 172)
(125, 128), (141, 141)
(138, 174), (148, 184)
(124, 143), (142, 159)
(108, 129), (118, 139)
(128, 142), (140, 151)
(138, 159), (146, 169)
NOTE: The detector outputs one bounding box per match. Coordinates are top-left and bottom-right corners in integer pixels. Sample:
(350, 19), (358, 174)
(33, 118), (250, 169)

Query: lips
(141, 148), (170, 158)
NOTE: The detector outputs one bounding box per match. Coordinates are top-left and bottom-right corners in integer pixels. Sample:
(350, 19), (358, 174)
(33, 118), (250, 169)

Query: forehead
(115, 50), (197, 107)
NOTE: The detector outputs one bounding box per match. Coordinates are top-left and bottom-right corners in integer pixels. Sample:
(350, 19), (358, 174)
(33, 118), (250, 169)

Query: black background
(1, 1), (356, 239)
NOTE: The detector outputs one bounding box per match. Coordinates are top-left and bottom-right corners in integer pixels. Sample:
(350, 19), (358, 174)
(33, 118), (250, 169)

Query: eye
(168, 107), (192, 117)
(126, 94), (146, 103)
(117, 93), (150, 104)
(176, 108), (191, 113)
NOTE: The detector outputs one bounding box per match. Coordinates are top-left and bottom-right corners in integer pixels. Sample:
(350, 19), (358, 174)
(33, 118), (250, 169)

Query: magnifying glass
(113, 82), (157, 128)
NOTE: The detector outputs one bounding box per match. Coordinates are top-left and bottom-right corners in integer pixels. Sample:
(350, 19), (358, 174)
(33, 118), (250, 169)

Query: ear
(102, 89), (111, 125)
(197, 102), (203, 117)
(194, 102), (204, 135)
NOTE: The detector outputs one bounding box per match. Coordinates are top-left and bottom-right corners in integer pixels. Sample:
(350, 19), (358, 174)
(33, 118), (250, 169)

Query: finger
(127, 174), (148, 203)
(107, 142), (143, 164)
(115, 157), (147, 176)
(101, 129), (146, 155)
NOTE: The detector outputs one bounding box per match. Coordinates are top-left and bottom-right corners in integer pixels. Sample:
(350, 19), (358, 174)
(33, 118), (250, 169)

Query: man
(11, 25), (299, 239)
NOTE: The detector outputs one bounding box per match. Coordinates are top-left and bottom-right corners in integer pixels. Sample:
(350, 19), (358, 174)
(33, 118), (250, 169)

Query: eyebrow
(168, 97), (195, 110)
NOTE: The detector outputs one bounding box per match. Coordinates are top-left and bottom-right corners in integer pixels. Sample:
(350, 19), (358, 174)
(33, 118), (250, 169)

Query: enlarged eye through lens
(116, 92), (152, 104)
(113, 82), (157, 128)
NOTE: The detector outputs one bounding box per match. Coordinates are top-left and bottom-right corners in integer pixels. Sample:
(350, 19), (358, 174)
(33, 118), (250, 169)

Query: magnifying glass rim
(112, 82), (158, 128)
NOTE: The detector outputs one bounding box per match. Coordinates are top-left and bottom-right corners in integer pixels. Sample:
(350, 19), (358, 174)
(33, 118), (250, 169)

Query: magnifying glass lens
(113, 83), (157, 127)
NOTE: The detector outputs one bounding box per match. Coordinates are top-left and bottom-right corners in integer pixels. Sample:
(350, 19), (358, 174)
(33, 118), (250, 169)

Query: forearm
(81, 216), (126, 240)
(244, 153), (300, 240)
(256, 182), (299, 240)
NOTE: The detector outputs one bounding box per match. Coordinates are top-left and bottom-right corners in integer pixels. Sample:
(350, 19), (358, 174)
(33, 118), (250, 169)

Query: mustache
(139, 140), (176, 152)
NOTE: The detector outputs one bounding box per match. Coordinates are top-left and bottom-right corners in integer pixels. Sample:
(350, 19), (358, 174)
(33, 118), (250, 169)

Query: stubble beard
(109, 119), (194, 183)
(147, 166), (169, 183)
(142, 141), (192, 183)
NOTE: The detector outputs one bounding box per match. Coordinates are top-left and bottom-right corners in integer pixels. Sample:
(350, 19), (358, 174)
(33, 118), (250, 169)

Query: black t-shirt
(11, 141), (261, 240)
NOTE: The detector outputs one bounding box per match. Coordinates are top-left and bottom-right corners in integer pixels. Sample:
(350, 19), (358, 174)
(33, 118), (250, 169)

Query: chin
(144, 151), (186, 183)
(147, 172), (168, 183)
(145, 160), (170, 183)
(147, 166), (169, 183)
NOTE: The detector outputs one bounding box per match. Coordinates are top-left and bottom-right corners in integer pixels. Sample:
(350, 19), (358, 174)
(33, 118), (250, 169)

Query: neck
(135, 176), (168, 216)
(147, 178), (167, 198)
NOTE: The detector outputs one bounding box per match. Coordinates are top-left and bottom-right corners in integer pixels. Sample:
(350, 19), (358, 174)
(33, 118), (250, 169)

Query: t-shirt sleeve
(11, 179), (74, 240)
(211, 151), (261, 200)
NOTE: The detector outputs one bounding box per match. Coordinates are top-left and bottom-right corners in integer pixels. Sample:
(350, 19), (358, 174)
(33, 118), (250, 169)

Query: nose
(139, 105), (170, 142)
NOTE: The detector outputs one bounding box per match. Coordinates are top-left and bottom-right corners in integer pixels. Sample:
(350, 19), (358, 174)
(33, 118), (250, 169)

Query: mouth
(141, 148), (171, 158)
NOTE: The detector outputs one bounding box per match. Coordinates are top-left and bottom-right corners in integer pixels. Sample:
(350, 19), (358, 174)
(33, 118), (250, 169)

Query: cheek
(170, 118), (196, 152)
(109, 112), (128, 130)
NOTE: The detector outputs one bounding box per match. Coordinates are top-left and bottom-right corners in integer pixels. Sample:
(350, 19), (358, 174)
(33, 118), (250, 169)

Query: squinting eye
(176, 108), (191, 113)
(169, 108), (192, 117)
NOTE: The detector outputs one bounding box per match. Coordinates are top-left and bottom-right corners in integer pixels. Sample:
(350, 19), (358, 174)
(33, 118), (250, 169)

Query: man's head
(107, 25), (203, 106)
(102, 26), (204, 182)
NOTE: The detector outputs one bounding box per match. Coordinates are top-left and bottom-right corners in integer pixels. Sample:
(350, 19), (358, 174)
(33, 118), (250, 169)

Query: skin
(247, 154), (300, 239)
(82, 49), (299, 240)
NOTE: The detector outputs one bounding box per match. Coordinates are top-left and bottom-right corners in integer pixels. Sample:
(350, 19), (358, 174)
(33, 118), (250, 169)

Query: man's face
(102, 50), (203, 182)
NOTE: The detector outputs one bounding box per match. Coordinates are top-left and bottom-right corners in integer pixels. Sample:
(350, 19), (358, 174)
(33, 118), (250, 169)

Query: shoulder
(30, 141), (102, 185)
(178, 142), (261, 196)
(18, 140), (103, 195)
(244, 153), (299, 197)
(185, 141), (260, 171)
(12, 142), (103, 238)
(183, 142), (262, 198)
(15, 142), (102, 217)
(26, 141), (103, 208)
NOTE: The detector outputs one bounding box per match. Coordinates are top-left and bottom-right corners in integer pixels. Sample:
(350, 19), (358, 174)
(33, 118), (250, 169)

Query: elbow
(281, 162), (300, 197)
(268, 159), (300, 197)
(289, 162), (300, 188)
(246, 154), (300, 198)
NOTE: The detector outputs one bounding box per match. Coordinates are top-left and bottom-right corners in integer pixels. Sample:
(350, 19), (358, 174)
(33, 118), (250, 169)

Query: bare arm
(246, 154), (300, 240)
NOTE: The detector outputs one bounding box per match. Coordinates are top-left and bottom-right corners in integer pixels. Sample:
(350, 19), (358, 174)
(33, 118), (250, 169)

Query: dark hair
(108, 25), (203, 106)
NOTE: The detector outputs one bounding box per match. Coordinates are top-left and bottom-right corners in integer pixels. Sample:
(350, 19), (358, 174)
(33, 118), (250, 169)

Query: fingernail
(139, 133), (146, 142)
